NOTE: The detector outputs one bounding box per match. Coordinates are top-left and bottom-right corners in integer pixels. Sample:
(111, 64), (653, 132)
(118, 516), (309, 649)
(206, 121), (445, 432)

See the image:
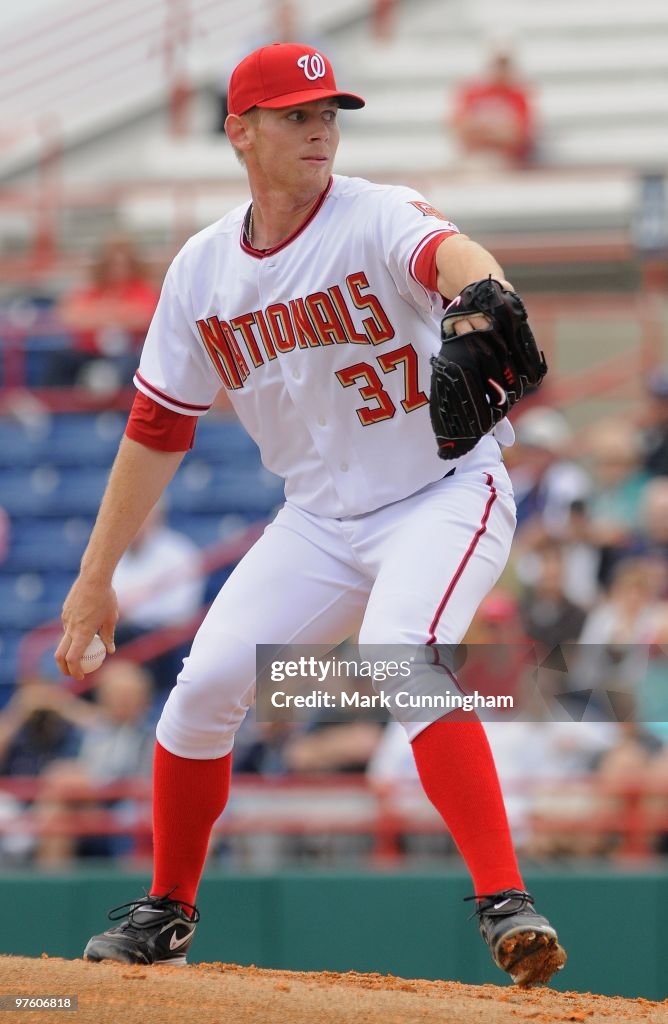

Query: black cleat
(83, 893), (199, 966)
(467, 889), (567, 986)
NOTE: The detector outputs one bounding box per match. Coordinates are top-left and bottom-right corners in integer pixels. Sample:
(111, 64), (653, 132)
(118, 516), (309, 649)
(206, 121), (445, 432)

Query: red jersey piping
(409, 230), (458, 292)
(239, 178), (334, 259)
(135, 371), (211, 412)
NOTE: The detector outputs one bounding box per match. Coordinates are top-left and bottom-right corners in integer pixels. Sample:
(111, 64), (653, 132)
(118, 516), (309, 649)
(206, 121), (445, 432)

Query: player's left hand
(448, 312), (492, 335)
(429, 277), (547, 461)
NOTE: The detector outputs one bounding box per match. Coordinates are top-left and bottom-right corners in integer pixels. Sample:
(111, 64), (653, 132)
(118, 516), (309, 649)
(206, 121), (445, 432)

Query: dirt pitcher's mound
(0, 956), (666, 1024)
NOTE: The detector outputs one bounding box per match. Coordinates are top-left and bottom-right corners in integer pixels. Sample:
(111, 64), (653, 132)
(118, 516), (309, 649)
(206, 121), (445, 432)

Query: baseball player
(56, 43), (566, 986)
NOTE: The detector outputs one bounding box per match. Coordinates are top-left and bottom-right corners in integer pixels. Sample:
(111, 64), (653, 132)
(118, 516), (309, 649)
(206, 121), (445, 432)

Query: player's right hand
(55, 576), (118, 680)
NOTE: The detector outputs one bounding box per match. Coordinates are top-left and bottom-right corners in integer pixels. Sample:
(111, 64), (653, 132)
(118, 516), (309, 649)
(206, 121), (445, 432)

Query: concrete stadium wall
(0, 868), (665, 1001)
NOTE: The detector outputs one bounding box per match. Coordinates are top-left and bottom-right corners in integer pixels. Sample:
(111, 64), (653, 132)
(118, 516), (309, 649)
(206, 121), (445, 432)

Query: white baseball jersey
(136, 174), (513, 518)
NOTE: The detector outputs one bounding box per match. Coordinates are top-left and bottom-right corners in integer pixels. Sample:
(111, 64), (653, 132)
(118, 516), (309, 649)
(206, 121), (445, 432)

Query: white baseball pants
(157, 442), (516, 758)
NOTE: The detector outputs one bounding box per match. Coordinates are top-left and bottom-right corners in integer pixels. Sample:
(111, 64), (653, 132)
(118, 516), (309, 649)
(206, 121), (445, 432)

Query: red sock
(150, 741), (232, 913)
(411, 714), (523, 896)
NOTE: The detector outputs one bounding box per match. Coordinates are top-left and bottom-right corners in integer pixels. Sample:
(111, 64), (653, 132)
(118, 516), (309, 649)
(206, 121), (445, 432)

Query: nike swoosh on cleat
(169, 931), (191, 951)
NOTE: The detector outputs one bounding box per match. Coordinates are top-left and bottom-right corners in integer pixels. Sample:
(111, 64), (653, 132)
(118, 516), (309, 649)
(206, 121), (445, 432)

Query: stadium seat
(0, 571), (77, 631)
(0, 630), (23, 694)
(4, 517), (92, 571)
(168, 512), (256, 548)
(0, 466), (108, 516)
(46, 412), (127, 465)
(194, 417), (260, 463)
(167, 462), (284, 515)
(0, 419), (43, 468)
(0, 412), (284, 700)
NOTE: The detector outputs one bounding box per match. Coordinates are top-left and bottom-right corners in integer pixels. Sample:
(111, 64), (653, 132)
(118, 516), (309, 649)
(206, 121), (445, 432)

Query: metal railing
(0, 773), (666, 863)
(2, 289), (663, 407)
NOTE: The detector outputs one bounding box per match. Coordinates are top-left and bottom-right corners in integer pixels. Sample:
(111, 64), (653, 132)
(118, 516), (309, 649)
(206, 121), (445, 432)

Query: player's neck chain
(244, 181), (334, 256)
(247, 206), (268, 253)
(244, 180), (333, 253)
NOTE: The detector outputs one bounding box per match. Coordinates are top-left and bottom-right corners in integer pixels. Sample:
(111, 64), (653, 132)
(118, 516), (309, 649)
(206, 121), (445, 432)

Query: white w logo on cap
(297, 53), (326, 81)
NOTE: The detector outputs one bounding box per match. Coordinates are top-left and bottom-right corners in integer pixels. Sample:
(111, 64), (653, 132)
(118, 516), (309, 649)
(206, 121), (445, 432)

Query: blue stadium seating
(23, 332), (73, 388)
(0, 466), (109, 516)
(3, 517), (92, 571)
(0, 631), (24, 697)
(194, 417), (260, 463)
(46, 411), (127, 464)
(0, 419), (42, 468)
(168, 512), (256, 548)
(0, 304), (69, 390)
(0, 571), (77, 631)
(0, 411), (126, 468)
(167, 461), (284, 515)
(0, 409), (283, 690)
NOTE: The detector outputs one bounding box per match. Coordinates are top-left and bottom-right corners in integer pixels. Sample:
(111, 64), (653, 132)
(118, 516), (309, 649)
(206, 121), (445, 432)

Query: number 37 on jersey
(196, 269), (429, 427)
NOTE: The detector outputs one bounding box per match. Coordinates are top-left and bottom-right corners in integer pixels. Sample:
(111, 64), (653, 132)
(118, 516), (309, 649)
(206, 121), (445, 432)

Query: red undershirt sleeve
(125, 391), (198, 452)
(412, 231), (457, 293)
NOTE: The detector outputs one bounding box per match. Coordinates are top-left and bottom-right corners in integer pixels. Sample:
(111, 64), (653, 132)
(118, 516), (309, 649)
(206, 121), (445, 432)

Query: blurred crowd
(1, 207), (667, 869)
(1, 379), (668, 869)
(448, 43), (536, 170)
(0, 0), (667, 897)
(0, 25), (666, 868)
(43, 234), (160, 393)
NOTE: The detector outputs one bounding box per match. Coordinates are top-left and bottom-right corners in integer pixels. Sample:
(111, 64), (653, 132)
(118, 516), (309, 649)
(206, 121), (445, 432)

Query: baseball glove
(429, 277), (547, 460)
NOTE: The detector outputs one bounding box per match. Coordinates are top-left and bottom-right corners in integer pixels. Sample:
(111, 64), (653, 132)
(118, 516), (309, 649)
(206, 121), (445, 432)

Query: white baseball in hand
(81, 634), (107, 674)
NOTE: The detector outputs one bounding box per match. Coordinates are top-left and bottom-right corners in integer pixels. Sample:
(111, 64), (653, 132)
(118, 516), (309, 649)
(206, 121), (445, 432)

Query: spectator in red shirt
(47, 236), (160, 390)
(450, 47), (535, 169)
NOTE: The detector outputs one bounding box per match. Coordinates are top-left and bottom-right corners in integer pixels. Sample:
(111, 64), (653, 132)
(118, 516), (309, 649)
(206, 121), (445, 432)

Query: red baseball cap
(227, 43), (365, 117)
